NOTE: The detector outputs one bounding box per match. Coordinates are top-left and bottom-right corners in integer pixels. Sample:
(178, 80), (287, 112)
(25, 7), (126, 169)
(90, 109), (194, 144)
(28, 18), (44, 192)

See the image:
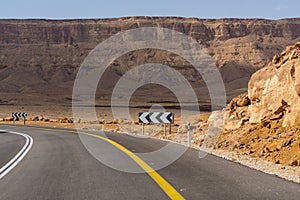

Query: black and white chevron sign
(12, 112), (27, 119)
(139, 112), (174, 124)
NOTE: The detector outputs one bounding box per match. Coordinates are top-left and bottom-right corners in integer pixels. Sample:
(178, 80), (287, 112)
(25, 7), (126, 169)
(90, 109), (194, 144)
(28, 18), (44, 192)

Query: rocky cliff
(225, 42), (300, 128)
(1, 17), (300, 107)
(248, 42), (300, 127)
(218, 42), (300, 167)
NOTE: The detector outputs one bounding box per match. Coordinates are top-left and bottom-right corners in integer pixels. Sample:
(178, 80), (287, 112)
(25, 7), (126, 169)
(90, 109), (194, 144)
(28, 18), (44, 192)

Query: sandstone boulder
(38, 116), (44, 121)
(58, 117), (68, 123)
(225, 93), (250, 130)
(4, 117), (13, 121)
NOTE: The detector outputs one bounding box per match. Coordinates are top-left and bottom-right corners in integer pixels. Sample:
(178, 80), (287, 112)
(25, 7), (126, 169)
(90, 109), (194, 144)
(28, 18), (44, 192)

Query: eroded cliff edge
(1, 17), (300, 106)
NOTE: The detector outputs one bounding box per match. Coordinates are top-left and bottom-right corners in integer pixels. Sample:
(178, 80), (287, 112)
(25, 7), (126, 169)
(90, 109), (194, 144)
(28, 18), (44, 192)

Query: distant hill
(1, 17), (300, 108)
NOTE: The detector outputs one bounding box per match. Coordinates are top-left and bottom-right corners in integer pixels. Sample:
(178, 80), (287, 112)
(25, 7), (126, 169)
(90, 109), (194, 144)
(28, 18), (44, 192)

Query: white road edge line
(0, 131), (33, 179)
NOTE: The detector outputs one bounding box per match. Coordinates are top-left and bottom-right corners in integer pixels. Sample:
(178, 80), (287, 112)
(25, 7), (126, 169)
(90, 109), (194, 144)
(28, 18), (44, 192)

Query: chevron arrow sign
(138, 112), (174, 124)
(12, 112), (27, 119)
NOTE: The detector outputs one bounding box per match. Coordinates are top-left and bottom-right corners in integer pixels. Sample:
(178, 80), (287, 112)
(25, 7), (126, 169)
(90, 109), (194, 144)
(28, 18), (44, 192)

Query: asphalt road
(0, 131), (26, 170)
(0, 125), (299, 200)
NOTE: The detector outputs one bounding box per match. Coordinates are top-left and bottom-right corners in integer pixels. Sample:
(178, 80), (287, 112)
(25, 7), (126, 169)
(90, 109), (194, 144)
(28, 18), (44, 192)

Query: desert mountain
(1, 17), (300, 108)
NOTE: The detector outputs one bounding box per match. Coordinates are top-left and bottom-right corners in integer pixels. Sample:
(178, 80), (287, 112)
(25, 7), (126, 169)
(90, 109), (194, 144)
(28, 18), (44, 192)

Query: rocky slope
(1, 17), (300, 107)
(217, 42), (300, 167)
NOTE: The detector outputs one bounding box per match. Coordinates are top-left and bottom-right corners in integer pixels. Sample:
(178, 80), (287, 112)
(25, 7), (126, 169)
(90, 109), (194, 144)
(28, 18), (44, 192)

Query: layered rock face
(226, 42), (300, 128)
(1, 17), (300, 106)
(248, 42), (300, 127)
(217, 42), (300, 167)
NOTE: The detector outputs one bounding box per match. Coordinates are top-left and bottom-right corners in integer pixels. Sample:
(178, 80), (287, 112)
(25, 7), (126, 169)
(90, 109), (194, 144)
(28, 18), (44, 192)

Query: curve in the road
(0, 130), (33, 179)
(2, 125), (299, 199)
(37, 127), (185, 200)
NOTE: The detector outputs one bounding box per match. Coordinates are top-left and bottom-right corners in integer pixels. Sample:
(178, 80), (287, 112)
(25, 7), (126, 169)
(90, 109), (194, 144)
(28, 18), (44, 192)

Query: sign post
(139, 112), (174, 136)
(12, 113), (15, 124)
(142, 123), (145, 135)
(12, 112), (27, 125)
(21, 113), (27, 125)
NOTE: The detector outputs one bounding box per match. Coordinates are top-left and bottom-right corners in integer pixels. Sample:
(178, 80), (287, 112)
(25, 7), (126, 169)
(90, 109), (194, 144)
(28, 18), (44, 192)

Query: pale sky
(0, 0), (298, 19)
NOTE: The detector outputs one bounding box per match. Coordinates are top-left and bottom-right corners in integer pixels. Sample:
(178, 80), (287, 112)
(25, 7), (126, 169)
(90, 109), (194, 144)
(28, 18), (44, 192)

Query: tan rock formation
(216, 42), (300, 167)
(224, 42), (300, 129)
(248, 42), (300, 127)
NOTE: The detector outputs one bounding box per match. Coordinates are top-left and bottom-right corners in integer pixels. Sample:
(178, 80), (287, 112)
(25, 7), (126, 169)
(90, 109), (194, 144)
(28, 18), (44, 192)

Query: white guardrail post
(187, 122), (191, 147)
(102, 119), (105, 131)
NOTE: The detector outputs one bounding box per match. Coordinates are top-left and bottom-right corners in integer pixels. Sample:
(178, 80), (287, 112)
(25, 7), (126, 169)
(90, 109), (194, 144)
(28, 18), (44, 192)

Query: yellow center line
(28, 126), (185, 200)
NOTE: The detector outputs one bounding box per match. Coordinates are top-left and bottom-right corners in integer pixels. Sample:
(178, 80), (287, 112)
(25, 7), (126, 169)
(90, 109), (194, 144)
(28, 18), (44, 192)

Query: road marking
(36, 127), (185, 200)
(0, 131), (33, 179)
